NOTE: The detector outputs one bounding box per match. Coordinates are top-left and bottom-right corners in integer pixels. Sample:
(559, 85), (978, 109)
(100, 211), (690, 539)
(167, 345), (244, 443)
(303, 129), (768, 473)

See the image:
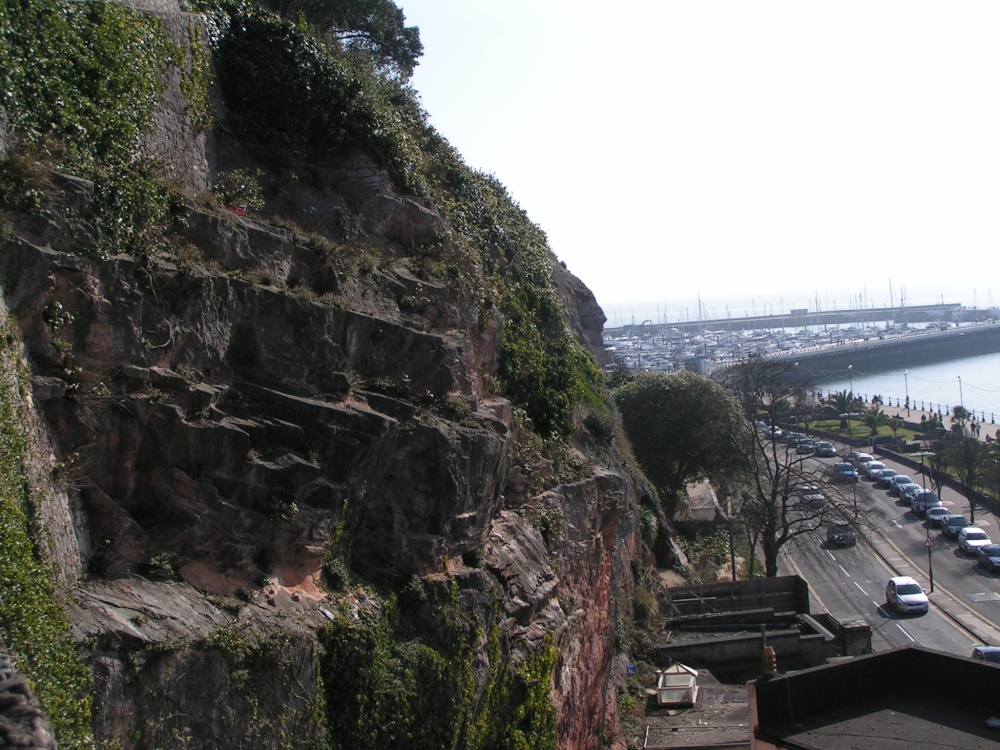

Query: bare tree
(719, 358), (854, 577)
(947, 436), (990, 523)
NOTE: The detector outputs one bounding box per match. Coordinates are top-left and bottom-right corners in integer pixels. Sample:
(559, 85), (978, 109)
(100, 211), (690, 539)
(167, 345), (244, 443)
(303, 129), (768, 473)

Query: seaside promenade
(810, 392), (1000, 446)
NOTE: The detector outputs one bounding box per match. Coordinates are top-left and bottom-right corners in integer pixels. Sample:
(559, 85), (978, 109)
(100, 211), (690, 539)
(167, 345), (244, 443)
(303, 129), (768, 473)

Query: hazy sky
(396, 1), (1000, 320)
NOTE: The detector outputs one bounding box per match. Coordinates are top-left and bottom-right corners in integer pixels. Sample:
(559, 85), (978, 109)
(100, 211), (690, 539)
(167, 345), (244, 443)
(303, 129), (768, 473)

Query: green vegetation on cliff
(0, 319), (92, 748)
(205, 0), (603, 436)
(318, 584), (556, 750)
(0, 0), (602, 742)
(0, 0), (180, 257)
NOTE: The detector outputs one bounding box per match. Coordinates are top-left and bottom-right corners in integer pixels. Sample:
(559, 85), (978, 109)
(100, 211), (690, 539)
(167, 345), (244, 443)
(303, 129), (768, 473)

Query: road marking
(891, 520), (902, 528)
(896, 624), (916, 642)
(825, 550), (836, 561)
(853, 581), (868, 596)
(838, 564), (850, 577)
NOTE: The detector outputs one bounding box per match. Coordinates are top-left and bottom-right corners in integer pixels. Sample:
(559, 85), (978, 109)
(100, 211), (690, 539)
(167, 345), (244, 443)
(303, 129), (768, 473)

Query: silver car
(863, 461), (886, 479)
(885, 576), (929, 615)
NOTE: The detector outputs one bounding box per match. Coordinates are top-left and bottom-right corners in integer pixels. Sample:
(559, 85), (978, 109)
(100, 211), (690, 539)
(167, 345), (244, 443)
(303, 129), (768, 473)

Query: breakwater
(604, 302), (971, 336)
(774, 322), (1000, 377)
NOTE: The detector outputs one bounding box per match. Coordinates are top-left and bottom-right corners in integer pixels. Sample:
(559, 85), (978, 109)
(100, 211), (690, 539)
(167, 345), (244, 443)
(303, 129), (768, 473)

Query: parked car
(875, 469), (899, 488)
(910, 489), (939, 511)
(798, 484), (825, 506)
(796, 440), (816, 454)
(862, 461), (886, 479)
(885, 576), (929, 615)
(896, 483), (922, 502)
(766, 426), (783, 438)
(925, 506), (951, 527)
(815, 441), (837, 458)
(852, 453), (874, 468)
(972, 645), (1000, 664)
(832, 462), (859, 483)
(959, 527), (993, 555)
(889, 475), (914, 495)
(827, 520), (856, 545)
(977, 544), (1000, 574)
(942, 514), (971, 539)
(916, 499), (944, 518)
(972, 646), (1000, 664)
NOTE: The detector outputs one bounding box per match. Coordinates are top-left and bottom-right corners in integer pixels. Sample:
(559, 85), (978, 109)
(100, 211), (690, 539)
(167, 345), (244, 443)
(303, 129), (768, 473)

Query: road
(779, 446), (1000, 657)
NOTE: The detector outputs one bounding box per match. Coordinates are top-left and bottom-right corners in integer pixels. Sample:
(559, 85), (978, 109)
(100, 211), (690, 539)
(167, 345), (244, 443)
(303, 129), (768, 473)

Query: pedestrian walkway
(809, 391), (1000, 445)
(885, 404), (1000, 443)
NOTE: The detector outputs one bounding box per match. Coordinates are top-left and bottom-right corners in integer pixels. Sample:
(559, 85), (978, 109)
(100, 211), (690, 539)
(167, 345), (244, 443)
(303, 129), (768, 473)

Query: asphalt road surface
(779, 444), (1000, 657)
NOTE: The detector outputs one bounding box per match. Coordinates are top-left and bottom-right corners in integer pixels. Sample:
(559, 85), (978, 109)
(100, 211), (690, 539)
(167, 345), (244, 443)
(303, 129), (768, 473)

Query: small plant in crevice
(144, 553), (175, 581)
(213, 168), (265, 212)
(529, 505), (566, 548)
(436, 392), (472, 419)
(175, 363), (201, 382)
(257, 496), (299, 521)
(323, 556), (350, 592)
(583, 411), (615, 446)
(146, 387), (167, 404)
(129, 613), (150, 628)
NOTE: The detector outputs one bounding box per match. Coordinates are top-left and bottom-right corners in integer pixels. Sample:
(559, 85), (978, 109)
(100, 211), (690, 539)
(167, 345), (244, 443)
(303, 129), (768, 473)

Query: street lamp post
(913, 450), (937, 593)
(904, 369), (909, 416)
(958, 375), (964, 410)
(847, 365), (857, 444)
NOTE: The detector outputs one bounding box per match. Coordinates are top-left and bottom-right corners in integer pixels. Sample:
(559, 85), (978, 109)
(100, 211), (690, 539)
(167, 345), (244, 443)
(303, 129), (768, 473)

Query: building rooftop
(643, 668), (749, 749)
(749, 645), (1000, 749)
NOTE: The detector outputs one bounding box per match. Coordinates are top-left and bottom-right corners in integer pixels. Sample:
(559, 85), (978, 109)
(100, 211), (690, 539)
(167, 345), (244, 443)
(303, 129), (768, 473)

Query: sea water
(815, 352), (1000, 424)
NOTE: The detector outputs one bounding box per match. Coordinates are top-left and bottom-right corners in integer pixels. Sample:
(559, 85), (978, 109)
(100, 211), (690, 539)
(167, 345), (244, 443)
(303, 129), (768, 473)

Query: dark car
(875, 468), (899, 488)
(978, 544), (1000, 574)
(972, 646), (1000, 664)
(827, 520), (856, 546)
(942, 514), (971, 539)
(925, 506), (951, 527)
(815, 441), (837, 458)
(910, 489), (941, 514)
(832, 462), (859, 483)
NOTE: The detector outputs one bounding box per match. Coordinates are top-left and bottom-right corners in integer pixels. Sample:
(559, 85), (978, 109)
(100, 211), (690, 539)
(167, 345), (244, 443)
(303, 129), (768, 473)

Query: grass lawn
(802, 418), (919, 443)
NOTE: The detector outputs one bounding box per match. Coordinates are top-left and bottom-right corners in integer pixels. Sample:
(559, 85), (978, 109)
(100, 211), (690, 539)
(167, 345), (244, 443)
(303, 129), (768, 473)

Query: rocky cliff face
(0, 3), (644, 748)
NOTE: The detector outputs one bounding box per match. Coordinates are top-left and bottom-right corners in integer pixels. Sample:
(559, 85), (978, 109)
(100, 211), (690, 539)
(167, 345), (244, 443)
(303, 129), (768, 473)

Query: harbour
(603, 302), (1000, 421)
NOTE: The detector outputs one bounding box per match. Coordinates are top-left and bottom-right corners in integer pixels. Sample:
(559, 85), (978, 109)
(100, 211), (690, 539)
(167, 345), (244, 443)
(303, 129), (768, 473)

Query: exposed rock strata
(0, 6), (642, 747)
(0, 173), (640, 747)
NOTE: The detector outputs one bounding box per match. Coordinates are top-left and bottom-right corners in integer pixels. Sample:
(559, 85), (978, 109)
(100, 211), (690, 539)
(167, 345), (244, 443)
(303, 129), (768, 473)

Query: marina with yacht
(603, 301), (1000, 378)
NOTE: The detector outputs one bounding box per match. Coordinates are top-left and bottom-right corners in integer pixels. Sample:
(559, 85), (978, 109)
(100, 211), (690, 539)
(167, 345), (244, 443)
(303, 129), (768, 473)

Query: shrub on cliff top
(0, 0), (177, 258)
(0, 0), (171, 168)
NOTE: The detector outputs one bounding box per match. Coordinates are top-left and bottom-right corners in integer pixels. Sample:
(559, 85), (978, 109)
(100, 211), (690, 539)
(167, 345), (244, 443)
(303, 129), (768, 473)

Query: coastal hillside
(0, 1), (662, 747)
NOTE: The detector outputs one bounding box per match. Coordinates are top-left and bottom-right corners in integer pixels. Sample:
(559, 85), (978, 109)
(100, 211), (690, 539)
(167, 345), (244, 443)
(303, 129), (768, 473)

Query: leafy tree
(947, 436), (990, 523)
(863, 405), (887, 437)
(951, 405), (971, 436)
(261, 0), (423, 77)
(613, 370), (745, 517)
(985, 444), (1000, 502)
(719, 359), (851, 577)
(822, 389), (862, 429)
